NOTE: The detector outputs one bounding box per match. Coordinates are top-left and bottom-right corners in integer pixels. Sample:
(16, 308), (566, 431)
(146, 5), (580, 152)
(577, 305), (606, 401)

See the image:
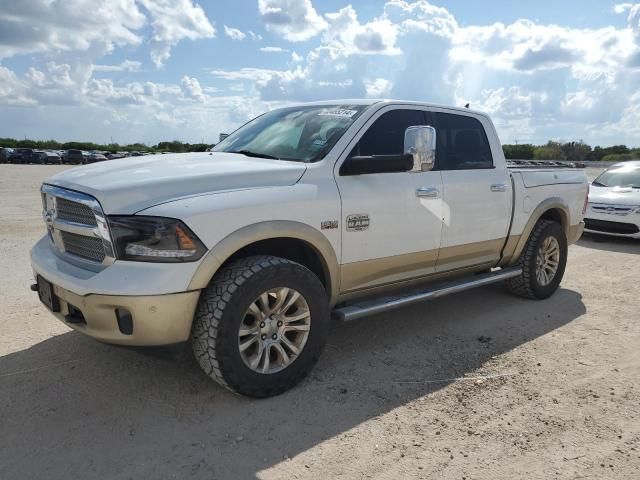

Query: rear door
(334, 106), (444, 292)
(432, 111), (512, 271)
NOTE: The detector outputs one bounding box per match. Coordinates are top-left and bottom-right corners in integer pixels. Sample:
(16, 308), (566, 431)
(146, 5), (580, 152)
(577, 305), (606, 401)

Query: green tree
(503, 144), (535, 160)
(534, 141), (566, 160)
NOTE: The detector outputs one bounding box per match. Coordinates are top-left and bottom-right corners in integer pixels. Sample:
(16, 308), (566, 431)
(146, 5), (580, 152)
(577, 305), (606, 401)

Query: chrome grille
(41, 184), (114, 266)
(60, 231), (106, 262)
(56, 197), (97, 225)
(589, 203), (636, 216)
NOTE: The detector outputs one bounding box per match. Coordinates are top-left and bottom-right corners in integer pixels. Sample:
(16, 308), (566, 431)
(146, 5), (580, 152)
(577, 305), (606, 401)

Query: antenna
(464, 103), (470, 109)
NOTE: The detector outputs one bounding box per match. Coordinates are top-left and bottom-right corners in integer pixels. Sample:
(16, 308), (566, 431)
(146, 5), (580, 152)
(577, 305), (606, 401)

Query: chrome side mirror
(404, 126), (436, 172)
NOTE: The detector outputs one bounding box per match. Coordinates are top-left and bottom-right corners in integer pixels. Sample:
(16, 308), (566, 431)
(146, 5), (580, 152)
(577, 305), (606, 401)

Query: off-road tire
(507, 219), (567, 299)
(191, 255), (329, 397)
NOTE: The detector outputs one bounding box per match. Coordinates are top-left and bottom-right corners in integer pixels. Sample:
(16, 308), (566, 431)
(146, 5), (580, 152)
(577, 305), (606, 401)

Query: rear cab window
(433, 112), (494, 170)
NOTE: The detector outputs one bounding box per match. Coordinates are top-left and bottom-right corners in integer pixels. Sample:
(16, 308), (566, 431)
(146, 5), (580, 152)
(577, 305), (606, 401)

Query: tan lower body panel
(435, 238), (504, 272)
(48, 284), (200, 346)
(340, 238), (505, 296)
(340, 248), (439, 293)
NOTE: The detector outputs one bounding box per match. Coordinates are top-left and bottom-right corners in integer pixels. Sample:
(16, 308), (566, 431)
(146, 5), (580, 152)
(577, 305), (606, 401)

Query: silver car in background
(585, 161), (640, 238)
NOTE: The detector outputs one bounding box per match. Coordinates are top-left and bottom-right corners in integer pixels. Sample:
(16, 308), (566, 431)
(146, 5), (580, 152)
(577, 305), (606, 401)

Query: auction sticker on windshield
(318, 109), (358, 117)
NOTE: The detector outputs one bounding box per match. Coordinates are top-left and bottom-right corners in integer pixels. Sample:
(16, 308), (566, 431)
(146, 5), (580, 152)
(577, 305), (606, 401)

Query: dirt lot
(0, 165), (639, 480)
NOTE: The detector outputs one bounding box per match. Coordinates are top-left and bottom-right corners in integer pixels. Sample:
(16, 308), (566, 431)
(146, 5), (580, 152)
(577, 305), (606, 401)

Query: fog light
(115, 308), (133, 335)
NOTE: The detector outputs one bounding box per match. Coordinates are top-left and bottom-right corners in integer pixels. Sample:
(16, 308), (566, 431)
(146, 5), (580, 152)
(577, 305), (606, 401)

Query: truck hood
(45, 152), (307, 214)
(589, 184), (640, 206)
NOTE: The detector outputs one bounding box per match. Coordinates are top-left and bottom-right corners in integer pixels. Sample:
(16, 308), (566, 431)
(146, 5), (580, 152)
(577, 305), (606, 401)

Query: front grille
(56, 197), (97, 226)
(60, 231), (106, 262)
(42, 185), (112, 265)
(589, 203), (636, 216)
(584, 218), (640, 235)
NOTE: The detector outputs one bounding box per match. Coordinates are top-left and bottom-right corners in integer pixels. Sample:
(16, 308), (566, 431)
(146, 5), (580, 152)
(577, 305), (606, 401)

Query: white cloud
(260, 46), (290, 53)
(181, 76), (206, 101)
(323, 6), (401, 55)
(93, 60), (143, 72)
(138, 0), (216, 67)
(630, 4), (640, 35)
(209, 67), (281, 82)
(258, 0), (328, 41)
(614, 3), (633, 14)
(364, 78), (393, 98)
(0, 0), (146, 59)
(224, 25), (246, 41)
(0, 0), (215, 68)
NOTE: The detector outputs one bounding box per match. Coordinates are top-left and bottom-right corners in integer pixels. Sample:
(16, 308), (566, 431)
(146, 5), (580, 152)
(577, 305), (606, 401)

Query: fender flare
(504, 197), (571, 266)
(188, 220), (340, 304)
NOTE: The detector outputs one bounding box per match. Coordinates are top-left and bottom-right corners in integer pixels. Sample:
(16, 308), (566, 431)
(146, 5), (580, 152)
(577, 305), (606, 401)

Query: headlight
(108, 216), (206, 262)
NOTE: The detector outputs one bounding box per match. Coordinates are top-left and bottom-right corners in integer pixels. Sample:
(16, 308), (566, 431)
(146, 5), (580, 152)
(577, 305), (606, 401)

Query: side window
(434, 113), (493, 170)
(351, 109), (426, 157)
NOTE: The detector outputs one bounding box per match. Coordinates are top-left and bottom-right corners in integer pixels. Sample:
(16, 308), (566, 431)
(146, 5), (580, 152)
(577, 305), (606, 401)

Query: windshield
(213, 104), (367, 162)
(593, 165), (640, 188)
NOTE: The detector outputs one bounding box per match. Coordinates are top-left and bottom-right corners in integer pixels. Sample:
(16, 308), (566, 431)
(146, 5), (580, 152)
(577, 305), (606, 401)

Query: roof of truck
(297, 99), (488, 117)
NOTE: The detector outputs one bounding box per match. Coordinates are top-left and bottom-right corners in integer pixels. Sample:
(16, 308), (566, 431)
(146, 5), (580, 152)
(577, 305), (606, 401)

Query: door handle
(415, 186), (439, 198)
(490, 183), (507, 192)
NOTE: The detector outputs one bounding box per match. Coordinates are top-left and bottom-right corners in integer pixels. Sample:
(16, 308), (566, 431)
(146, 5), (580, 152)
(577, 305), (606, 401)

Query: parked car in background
(65, 149), (86, 164)
(11, 148), (34, 164)
(32, 150), (47, 164)
(38, 151), (63, 165)
(0, 147), (13, 163)
(86, 153), (107, 163)
(585, 161), (640, 239)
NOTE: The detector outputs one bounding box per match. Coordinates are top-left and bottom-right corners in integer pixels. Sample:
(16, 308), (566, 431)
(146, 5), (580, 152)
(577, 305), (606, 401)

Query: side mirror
(404, 126), (436, 172)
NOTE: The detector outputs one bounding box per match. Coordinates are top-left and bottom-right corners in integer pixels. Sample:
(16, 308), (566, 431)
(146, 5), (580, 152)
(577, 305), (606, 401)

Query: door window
(434, 113), (493, 170)
(350, 109), (427, 158)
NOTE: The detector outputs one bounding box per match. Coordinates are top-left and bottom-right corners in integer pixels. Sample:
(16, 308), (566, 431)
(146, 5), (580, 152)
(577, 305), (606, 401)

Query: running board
(333, 267), (522, 322)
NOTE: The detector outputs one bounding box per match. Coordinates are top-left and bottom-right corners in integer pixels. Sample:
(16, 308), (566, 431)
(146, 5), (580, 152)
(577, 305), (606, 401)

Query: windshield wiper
(591, 181), (607, 187)
(230, 149), (280, 160)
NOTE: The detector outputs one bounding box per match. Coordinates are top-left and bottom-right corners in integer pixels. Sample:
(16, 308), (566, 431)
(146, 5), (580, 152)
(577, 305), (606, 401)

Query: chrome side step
(333, 267), (522, 322)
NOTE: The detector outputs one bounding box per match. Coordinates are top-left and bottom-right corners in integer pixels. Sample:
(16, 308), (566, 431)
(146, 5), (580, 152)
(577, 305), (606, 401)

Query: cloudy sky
(1, 0), (639, 146)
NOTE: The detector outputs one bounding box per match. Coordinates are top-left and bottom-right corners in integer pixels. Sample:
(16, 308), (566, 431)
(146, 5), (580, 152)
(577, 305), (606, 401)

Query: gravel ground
(0, 165), (638, 480)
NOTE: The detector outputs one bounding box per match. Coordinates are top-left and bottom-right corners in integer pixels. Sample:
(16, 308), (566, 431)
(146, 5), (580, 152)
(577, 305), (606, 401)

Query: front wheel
(507, 219), (567, 299)
(191, 255), (329, 397)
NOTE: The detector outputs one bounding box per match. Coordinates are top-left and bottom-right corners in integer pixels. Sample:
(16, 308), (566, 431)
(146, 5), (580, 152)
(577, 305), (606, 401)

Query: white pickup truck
(31, 100), (588, 397)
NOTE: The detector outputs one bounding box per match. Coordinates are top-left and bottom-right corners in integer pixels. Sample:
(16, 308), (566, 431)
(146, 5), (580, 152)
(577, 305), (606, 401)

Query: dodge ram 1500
(31, 100), (589, 397)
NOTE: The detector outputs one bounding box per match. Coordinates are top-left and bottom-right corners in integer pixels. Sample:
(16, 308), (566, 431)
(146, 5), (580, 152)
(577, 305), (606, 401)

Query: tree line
(1, 137), (638, 162)
(502, 141), (640, 163)
(0, 138), (210, 153)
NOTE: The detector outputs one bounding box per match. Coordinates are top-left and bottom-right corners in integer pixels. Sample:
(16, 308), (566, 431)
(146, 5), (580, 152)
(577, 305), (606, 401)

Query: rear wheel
(191, 255), (329, 397)
(507, 219), (567, 299)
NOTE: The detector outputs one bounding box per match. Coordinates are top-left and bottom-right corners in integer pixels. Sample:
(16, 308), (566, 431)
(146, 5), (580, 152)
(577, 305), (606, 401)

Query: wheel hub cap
(238, 287), (311, 374)
(536, 236), (560, 287)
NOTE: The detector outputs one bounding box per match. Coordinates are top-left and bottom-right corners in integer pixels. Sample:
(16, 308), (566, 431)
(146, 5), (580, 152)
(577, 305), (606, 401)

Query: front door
(334, 107), (444, 292)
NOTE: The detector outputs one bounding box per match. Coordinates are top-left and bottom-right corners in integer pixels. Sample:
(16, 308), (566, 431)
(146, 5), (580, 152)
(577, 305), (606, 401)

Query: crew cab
(30, 100), (589, 397)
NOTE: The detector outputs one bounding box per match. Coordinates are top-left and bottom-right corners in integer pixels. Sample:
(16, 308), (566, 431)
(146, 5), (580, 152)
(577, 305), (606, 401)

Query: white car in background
(585, 161), (640, 239)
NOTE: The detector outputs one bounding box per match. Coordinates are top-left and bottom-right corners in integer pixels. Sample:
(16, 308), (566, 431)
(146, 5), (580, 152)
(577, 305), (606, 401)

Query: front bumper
(42, 285), (199, 346)
(31, 236), (201, 346)
(584, 210), (640, 239)
(567, 222), (585, 244)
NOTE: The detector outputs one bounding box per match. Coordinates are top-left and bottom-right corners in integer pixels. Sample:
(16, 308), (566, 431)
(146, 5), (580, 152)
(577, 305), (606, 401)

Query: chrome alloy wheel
(238, 287), (311, 374)
(535, 236), (560, 287)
